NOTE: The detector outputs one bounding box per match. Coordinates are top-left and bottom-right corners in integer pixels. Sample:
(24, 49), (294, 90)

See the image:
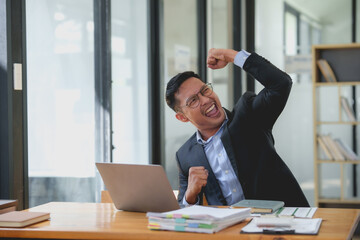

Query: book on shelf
(0, 211), (50, 228)
(146, 205), (250, 233)
(317, 59), (337, 82)
(231, 199), (284, 214)
(0, 200), (18, 215)
(320, 135), (345, 161)
(318, 135), (360, 161)
(334, 139), (360, 161)
(341, 97), (356, 122)
(317, 136), (334, 160)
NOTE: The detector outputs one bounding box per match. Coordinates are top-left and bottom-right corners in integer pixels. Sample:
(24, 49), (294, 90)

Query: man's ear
(175, 112), (189, 122)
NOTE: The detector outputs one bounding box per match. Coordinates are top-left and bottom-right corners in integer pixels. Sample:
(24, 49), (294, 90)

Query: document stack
(241, 217), (322, 235)
(146, 205), (251, 234)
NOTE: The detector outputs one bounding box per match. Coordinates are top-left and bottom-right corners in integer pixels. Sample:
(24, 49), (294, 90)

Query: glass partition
(26, 0), (96, 207)
(163, 0), (199, 189)
(111, 0), (149, 164)
(162, 0), (236, 189)
(207, 0), (233, 110)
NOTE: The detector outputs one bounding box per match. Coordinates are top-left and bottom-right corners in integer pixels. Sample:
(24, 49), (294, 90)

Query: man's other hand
(207, 48), (238, 69)
(185, 166), (209, 204)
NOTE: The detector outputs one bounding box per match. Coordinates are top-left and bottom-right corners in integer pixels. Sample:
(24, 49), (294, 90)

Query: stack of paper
(147, 205), (251, 234)
(241, 217), (322, 235)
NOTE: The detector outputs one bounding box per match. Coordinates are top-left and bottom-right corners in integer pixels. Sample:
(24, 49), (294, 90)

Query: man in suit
(165, 48), (309, 207)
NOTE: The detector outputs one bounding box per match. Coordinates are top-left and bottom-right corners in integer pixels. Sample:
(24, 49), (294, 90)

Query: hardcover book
(341, 97), (356, 122)
(317, 59), (337, 82)
(317, 136), (334, 160)
(334, 138), (360, 161)
(0, 211), (50, 228)
(322, 135), (345, 161)
(0, 200), (18, 215)
(231, 199), (284, 213)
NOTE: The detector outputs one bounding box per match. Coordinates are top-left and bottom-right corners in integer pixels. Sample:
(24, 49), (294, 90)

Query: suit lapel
(190, 138), (212, 169)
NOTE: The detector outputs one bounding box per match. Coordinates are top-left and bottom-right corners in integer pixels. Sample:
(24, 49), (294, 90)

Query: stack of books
(317, 134), (360, 161)
(146, 205), (250, 233)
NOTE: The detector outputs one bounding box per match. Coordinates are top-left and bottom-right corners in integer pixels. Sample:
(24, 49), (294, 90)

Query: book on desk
(0, 211), (50, 228)
(0, 199), (18, 214)
(231, 199), (284, 214)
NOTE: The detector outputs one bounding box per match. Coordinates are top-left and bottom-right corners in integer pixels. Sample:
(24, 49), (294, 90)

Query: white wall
(321, 3), (351, 44)
(255, 0), (284, 67)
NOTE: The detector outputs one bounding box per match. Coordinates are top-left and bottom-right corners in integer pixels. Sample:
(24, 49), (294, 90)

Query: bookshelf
(312, 43), (360, 208)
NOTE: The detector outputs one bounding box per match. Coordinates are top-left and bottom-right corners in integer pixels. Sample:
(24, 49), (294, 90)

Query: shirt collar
(196, 109), (228, 146)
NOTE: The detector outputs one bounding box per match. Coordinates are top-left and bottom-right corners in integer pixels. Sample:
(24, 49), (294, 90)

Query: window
(26, 0), (96, 207)
(207, 0), (234, 110)
(111, 0), (149, 165)
(163, 0), (199, 188)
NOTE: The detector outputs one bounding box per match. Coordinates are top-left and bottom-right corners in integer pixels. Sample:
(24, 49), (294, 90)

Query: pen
(263, 228), (295, 234)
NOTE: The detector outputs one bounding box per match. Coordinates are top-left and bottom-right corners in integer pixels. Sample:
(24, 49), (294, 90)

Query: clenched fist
(185, 166), (209, 204)
(207, 48), (238, 69)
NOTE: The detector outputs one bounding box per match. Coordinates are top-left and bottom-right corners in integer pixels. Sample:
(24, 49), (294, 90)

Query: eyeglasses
(181, 83), (213, 109)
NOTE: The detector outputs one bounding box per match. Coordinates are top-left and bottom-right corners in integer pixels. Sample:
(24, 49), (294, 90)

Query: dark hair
(165, 71), (201, 112)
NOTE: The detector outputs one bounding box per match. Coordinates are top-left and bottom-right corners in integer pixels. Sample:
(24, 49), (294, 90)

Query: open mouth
(204, 103), (219, 117)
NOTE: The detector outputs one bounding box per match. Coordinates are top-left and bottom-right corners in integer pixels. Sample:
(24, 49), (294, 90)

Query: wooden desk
(0, 202), (359, 240)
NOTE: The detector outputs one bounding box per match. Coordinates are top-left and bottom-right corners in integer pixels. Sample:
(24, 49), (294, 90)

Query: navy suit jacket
(176, 53), (309, 207)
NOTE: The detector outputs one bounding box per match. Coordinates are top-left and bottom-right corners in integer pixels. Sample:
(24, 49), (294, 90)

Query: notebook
(231, 199), (284, 213)
(0, 200), (18, 214)
(0, 211), (50, 228)
(96, 163), (180, 213)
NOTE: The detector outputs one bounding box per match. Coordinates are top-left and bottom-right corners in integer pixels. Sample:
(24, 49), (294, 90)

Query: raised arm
(207, 48), (292, 130)
(242, 53), (292, 129)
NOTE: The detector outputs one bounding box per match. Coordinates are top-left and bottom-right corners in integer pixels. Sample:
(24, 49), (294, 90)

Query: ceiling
(285, 0), (351, 22)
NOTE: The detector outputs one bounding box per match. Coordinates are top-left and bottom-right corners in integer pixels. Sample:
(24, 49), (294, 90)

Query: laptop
(96, 162), (180, 213)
